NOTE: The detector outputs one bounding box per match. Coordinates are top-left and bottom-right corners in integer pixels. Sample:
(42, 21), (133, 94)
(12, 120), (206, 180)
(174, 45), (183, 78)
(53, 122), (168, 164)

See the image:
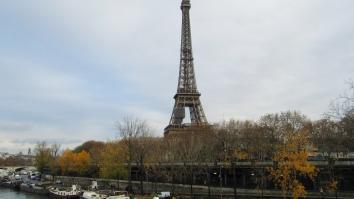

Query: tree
(51, 143), (61, 157)
(311, 118), (347, 158)
(213, 120), (239, 162)
(74, 151), (91, 176)
(339, 110), (354, 152)
(269, 130), (317, 199)
(321, 81), (354, 155)
(163, 129), (215, 198)
(74, 140), (105, 177)
(214, 119), (271, 198)
(132, 136), (159, 195)
(49, 143), (61, 176)
(34, 142), (53, 173)
(59, 150), (76, 176)
(116, 116), (152, 194)
(99, 141), (128, 180)
(59, 150), (91, 176)
(327, 80), (354, 120)
(74, 140), (105, 153)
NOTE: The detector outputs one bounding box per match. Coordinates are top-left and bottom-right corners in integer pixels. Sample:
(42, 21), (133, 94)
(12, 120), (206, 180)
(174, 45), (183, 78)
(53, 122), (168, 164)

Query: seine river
(0, 188), (47, 199)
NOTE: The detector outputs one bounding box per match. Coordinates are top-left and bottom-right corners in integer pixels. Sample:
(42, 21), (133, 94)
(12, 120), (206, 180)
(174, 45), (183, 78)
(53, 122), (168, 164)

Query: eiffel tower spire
(165, 0), (208, 134)
(178, 0), (197, 93)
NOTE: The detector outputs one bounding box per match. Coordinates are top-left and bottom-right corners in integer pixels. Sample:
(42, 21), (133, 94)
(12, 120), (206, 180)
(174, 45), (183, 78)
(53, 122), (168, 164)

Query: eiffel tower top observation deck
(165, 0), (209, 135)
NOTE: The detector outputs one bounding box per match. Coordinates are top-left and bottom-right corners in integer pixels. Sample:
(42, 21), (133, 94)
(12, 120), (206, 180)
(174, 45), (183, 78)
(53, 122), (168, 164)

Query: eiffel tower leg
(169, 98), (187, 126)
(196, 101), (207, 123)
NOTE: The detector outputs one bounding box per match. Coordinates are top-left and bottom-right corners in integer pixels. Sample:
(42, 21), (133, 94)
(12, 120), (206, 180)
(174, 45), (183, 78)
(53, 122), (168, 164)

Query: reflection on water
(0, 188), (47, 199)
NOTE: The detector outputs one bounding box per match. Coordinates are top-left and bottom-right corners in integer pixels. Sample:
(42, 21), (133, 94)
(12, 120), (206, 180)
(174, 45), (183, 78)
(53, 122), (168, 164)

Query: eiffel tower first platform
(164, 0), (211, 136)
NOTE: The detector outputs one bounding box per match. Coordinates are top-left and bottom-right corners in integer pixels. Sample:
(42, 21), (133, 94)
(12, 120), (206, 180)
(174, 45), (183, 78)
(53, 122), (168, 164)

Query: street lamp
(219, 165), (223, 199)
(232, 162), (238, 199)
(212, 166), (223, 199)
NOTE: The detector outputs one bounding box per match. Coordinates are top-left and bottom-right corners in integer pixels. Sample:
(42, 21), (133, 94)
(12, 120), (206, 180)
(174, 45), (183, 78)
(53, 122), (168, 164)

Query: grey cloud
(0, 123), (33, 133)
(0, 0), (353, 152)
(11, 138), (83, 145)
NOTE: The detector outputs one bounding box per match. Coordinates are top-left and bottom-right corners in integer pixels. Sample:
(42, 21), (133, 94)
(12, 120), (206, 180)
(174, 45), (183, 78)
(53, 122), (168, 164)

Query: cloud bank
(0, 0), (353, 153)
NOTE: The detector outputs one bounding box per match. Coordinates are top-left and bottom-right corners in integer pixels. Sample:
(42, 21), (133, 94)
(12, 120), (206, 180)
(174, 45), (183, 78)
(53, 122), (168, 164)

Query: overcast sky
(0, 0), (353, 153)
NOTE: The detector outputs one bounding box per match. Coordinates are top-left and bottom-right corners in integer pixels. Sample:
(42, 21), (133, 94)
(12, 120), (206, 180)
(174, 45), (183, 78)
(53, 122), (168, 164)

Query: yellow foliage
(59, 150), (91, 176)
(74, 151), (91, 175)
(292, 182), (306, 199)
(59, 150), (75, 175)
(99, 141), (127, 179)
(233, 149), (248, 160)
(327, 180), (338, 191)
(268, 130), (317, 199)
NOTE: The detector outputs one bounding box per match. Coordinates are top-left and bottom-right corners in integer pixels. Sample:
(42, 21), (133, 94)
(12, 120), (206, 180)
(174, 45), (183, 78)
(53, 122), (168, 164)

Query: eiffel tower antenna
(165, 0), (209, 135)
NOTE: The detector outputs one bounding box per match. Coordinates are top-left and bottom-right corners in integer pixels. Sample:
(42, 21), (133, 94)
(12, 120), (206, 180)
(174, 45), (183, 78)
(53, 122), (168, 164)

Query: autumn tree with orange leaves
(269, 130), (317, 199)
(59, 150), (91, 176)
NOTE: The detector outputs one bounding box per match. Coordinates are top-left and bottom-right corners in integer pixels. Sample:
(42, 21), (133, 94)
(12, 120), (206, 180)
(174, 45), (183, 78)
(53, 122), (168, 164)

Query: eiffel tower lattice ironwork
(165, 0), (208, 134)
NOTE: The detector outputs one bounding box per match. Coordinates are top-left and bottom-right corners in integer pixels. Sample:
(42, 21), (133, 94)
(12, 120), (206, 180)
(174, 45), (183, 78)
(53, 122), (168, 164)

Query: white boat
(81, 191), (129, 199)
(106, 193), (130, 199)
(107, 191), (129, 199)
(81, 191), (107, 199)
(48, 184), (82, 199)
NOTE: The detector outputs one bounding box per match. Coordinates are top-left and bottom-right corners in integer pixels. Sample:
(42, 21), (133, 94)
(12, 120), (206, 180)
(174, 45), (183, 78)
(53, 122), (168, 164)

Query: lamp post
(260, 167), (264, 199)
(212, 165), (223, 199)
(207, 166), (211, 198)
(329, 158), (338, 199)
(219, 165), (223, 199)
(232, 162), (238, 199)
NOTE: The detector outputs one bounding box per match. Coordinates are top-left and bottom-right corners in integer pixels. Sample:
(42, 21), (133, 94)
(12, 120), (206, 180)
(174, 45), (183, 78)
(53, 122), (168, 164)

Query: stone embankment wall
(55, 176), (232, 197)
(54, 176), (353, 199)
(55, 176), (201, 194)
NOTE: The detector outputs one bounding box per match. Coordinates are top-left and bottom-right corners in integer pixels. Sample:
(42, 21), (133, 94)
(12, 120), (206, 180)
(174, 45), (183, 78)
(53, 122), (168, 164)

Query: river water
(0, 188), (47, 199)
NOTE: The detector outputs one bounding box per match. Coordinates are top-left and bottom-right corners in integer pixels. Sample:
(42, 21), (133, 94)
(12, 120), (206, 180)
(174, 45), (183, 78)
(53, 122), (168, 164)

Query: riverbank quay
(54, 176), (354, 199)
(2, 174), (354, 198)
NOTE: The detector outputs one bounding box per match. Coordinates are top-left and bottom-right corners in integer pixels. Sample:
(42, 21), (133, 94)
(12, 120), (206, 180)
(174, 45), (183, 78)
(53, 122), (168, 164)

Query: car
(30, 174), (38, 180)
(14, 174), (21, 180)
(20, 170), (28, 175)
(158, 192), (171, 199)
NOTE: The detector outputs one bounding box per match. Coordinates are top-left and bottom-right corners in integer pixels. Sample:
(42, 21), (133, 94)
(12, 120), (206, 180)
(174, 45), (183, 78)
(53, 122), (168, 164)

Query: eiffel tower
(165, 0), (209, 135)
